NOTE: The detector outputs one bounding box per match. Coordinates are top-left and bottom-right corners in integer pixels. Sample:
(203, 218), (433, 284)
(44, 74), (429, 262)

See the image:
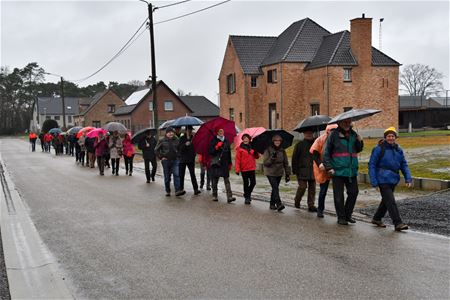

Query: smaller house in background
(74, 89), (124, 128)
(31, 96), (90, 131)
(399, 95), (450, 129)
(179, 96), (220, 122)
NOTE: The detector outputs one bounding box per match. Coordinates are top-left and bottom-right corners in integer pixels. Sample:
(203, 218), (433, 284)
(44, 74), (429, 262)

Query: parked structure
(399, 95), (450, 129)
(74, 89), (124, 128)
(219, 15), (400, 136)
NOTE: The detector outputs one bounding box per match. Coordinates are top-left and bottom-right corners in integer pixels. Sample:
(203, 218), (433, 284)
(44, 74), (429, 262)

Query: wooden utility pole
(60, 77), (66, 129)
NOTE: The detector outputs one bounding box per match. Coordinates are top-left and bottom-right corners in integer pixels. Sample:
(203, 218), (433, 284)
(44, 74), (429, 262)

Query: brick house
(74, 89), (124, 128)
(113, 81), (193, 133)
(219, 15), (400, 136)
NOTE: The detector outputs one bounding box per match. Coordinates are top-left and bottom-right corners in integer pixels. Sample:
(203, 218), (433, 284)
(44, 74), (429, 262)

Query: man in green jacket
(323, 118), (363, 225)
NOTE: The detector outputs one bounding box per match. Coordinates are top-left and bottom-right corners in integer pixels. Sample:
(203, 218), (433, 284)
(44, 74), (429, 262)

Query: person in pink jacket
(94, 131), (108, 176)
(122, 133), (136, 176)
(235, 134), (260, 204)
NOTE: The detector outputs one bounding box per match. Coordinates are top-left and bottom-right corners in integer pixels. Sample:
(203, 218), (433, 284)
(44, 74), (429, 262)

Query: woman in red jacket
(235, 134), (259, 204)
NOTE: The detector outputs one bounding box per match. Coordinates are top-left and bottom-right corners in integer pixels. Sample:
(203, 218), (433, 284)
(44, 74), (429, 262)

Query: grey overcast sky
(1, 0), (449, 103)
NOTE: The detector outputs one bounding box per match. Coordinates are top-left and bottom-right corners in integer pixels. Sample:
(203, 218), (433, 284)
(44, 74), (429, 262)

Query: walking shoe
(346, 217), (356, 224)
(151, 176), (155, 182)
(308, 206), (318, 212)
(294, 200), (300, 209)
(100, 172), (104, 176)
(129, 172), (132, 176)
(194, 190), (201, 195)
(115, 172), (119, 176)
(337, 219), (349, 225)
(227, 197), (236, 203)
(270, 204), (277, 210)
(146, 180), (150, 183)
(200, 184), (204, 189)
(175, 190), (186, 196)
(395, 223), (409, 231)
(277, 203), (285, 212)
(206, 186), (211, 191)
(371, 219), (386, 228)
(317, 211), (324, 218)
(212, 197), (218, 201)
(165, 192), (171, 197)
(244, 198), (251, 205)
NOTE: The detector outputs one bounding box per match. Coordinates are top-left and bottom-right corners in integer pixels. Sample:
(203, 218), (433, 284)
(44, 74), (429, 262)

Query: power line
(156, 0), (191, 9)
(155, 0), (231, 25)
(71, 17), (148, 83)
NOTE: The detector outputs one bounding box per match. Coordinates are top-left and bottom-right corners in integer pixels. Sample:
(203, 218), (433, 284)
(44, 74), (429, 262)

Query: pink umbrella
(86, 128), (107, 138)
(233, 127), (266, 149)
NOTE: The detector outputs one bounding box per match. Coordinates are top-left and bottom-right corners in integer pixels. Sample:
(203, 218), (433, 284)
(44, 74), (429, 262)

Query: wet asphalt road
(1, 138), (449, 299)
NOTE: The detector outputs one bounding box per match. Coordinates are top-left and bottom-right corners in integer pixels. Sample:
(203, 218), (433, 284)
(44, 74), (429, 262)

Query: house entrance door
(269, 103), (277, 129)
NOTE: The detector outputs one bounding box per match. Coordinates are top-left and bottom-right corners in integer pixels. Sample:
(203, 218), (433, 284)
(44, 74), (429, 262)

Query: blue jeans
(318, 180), (330, 213)
(162, 159), (181, 193)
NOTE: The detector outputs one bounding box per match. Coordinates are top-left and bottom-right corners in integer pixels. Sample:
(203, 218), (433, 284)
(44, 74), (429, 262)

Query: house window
(343, 106), (353, 112)
(343, 68), (352, 82)
(149, 101), (153, 111)
(229, 108), (235, 121)
(164, 101), (173, 111)
(268, 69), (277, 83)
(54, 116), (60, 120)
(92, 121), (101, 128)
(226, 73), (236, 94)
(68, 116), (72, 123)
(310, 104), (320, 116)
(251, 76), (258, 88)
(46, 116), (51, 120)
(239, 112), (243, 122)
(108, 104), (116, 113)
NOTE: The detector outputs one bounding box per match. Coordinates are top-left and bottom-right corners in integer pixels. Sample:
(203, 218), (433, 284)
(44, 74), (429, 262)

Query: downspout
(244, 74), (249, 128)
(280, 62), (283, 129)
(326, 65), (330, 115)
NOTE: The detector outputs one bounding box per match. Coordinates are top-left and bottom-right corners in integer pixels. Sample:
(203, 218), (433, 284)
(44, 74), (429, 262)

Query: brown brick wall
(83, 90), (124, 128)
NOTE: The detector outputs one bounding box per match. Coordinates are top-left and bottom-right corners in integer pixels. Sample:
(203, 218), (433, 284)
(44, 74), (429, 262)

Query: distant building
(31, 96), (91, 132)
(399, 95), (450, 129)
(219, 15), (400, 136)
(74, 89), (124, 128)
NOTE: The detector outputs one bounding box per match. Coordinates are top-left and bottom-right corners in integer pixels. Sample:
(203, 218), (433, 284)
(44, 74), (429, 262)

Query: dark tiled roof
(114, 104), (137, 116)
(372, 47), (400, 66)
(79, 90), (109, 116)
(37, 97), (84, 115)
(179, 96), (220, 117)
(261, 18), (330, 66)
(399, 96), (443, 109)
(230, 36), (277, 74)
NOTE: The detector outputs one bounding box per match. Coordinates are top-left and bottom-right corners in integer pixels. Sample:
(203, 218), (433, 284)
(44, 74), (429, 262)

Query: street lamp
(44, 72), (66, 129)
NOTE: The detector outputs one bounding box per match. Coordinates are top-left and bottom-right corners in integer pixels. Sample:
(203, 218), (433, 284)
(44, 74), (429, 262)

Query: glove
(285, 175), (290, 183)
(215, 141), (224, 150)
(236, 172), (240, 176)
(250, 149), (255, 155)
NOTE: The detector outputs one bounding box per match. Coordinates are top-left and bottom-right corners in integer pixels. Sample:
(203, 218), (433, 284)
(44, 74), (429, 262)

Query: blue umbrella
(171, 116), (204, 127)
(158, 119), (175, 130)
(48, 128), (62, 134)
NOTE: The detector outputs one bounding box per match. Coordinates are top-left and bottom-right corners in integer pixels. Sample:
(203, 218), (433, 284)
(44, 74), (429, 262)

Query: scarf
(217, 135), (225, 142)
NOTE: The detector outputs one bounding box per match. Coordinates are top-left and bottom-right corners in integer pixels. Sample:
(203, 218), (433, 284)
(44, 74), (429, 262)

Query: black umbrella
(131, 128), (157, 144)
(293, 115), (331, 133)
(103, 122), (128, 133)
(158, 119), (175, 130)
(171, 116), (204, 127)
(328, 109), (381, 124)
(251, 129), (294, 154)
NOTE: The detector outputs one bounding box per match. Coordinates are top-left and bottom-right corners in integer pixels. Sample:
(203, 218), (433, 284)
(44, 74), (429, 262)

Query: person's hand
(406, 182), (412, 188)
(161, 157), (167, 160)
(356, 134), (362, 142)
(215, 141), (223, 150)
(185, 141), (191, 146)
(319, 163), (325, 171)
(285, 175), (290, 183)
(235, 172), (240, 176)
(250, 149), (255, 155)
(328, 169), (335, 175)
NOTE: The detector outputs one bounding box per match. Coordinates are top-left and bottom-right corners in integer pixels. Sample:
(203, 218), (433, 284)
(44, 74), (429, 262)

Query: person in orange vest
(29, 132), (37, 152)
(310, 124), (338, 218)
(44, 133), (53, 152)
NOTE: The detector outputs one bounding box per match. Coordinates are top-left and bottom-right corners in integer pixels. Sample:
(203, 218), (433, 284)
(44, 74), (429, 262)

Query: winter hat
(166, 127), (175, 133)
(384, 126), (398, 137)
(216, 127), (224, 134)
(241, 133), (251, 141)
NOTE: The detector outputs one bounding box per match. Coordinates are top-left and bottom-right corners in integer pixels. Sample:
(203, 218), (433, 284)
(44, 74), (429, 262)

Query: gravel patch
(359, 189), (450, 236)
(0, 229), (11, 300)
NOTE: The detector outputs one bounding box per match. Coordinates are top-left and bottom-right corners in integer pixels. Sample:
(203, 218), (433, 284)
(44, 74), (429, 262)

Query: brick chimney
(350, 13), (372, 67)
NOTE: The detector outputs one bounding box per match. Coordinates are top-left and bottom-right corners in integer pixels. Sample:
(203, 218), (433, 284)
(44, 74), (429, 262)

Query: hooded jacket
(235, 143), (259, 173)
(368, 140), (412, 187)
(291, 138), (315, 180)
(263, 145), (291, 177)
(309, 124), (337, 184)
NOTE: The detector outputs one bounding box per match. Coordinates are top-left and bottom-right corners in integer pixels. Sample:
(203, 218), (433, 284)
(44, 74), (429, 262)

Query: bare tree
(176, 89), (192, 96)
(400, 64), (444, 96)
(127, 80), (144, 87)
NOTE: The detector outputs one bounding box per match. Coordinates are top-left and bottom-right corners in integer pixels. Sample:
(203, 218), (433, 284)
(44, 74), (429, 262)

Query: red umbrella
(86, 128), (107, 138)
(233, 127), (266, 150)
(192, 117), (237, 156)
(76, 126), (95, 138)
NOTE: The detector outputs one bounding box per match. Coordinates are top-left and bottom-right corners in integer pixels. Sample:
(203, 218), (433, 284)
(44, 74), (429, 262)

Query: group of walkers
(30, 117), (412, 232)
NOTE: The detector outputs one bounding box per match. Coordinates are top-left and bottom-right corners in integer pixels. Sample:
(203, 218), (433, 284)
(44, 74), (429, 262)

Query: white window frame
(164, 100), (173, 111)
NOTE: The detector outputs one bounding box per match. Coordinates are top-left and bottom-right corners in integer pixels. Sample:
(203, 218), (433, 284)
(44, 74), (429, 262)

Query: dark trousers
(267, 176), (282, 206)
(294, 179), (316, 208)
(200, 165), (211, 189)
(162, 159), (181, 193)
(79, 151), (85, 164)
(179, 162), (199, 191)
(241, 171), (256, 199)
(69, 143), (74, 156)
(97, 156), (105, 174)
(104, 154), (110, 167)
(317, 180), (330, 213)
(40, 140), (45, 151)
(111, 158), (120, 174)
(144, 158), (157, 181)
(124, 155), (134, 174)
(332, 176), (358, 220)
(211, 176), (232, 199)
(31, 141), (36, 152)
(373, 184), (403, 226)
